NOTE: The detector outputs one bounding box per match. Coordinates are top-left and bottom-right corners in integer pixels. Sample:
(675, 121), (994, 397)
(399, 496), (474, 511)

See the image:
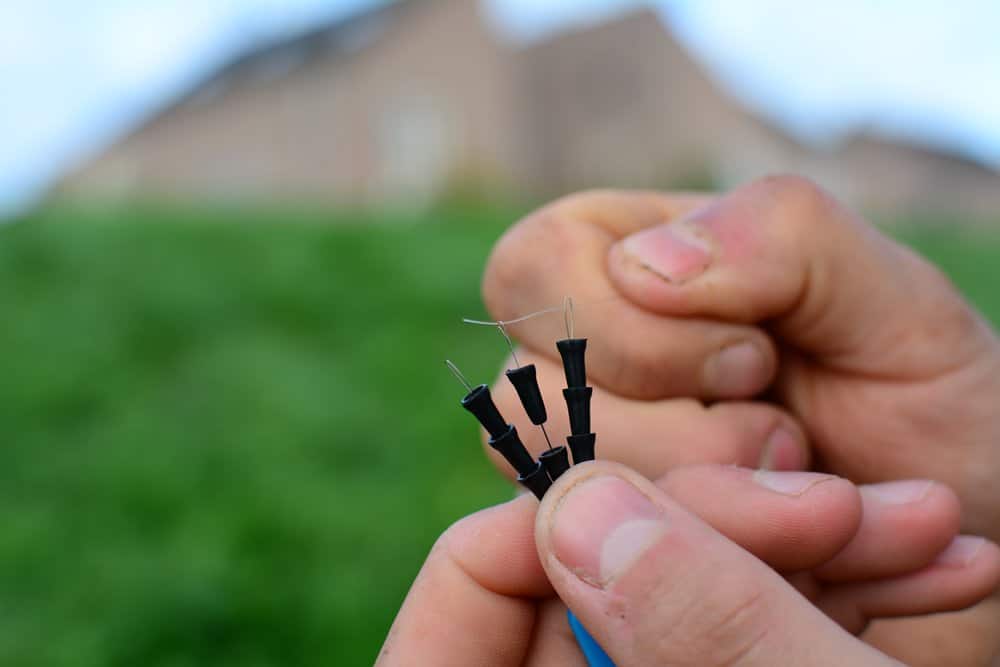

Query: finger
(607, 174), (998, 380)
(484, 189), (779, 400)
(819, 536), (1000, 635)
(487, 349), (809, 480)
(862, 597), (1000, 666)
(535, 462), (895, 666)
(523, 598), (588, 667)
(377, 495), (550, 666)
(815, 480), (961, 582)
(547, 466), (982, 641)
(605, 175), (1000, 538)
(657, 464), (861, 572)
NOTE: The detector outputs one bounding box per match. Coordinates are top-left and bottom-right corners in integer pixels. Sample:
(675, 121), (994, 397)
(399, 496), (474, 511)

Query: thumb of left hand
(535, 462), (898, 667)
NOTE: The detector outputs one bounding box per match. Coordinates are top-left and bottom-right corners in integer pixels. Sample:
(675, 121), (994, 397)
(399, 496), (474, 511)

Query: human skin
(379, 463), (1000, 666)
(480, 176), (1000, 664)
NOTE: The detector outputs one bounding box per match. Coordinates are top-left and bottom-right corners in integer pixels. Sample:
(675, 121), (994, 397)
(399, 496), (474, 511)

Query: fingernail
(936, 536), (986, 568)
(757, 427), (806, 471)
(621, 221), (713, 283)
(703, 341), (769, 396)
(752, 470), (835, 496)
(550, 475), (666, 587)
(863, 480), (934, 505)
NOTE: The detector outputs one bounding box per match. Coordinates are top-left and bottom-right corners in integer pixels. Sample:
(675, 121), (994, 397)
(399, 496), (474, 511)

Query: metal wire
(496, 321), (521, 367)
(445, 359), (473, 392)
(462, 294), (618, 333)
(462, 303), (565, 328)
(564, 296), (575, 339)
(539, 423), (554, 450)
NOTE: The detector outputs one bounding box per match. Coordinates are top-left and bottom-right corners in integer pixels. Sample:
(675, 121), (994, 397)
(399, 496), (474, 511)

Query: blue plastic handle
(568, 609), (616, 666)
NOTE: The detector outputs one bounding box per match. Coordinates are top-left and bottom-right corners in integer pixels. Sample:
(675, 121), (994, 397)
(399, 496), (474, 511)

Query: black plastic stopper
(562, 386), (593, 436)
(539, 446), (571, 481)
(557, 338), (588, 388)
(461, 384), (507, 440)
(505, 364), (547, 425)
(567, 432), (596, 464)
(488, 424), (536, 477)
(518, 461), (552, 500)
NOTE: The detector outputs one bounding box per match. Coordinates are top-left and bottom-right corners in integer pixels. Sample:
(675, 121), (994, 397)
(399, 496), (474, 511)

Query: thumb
(535, 462), (896, 666)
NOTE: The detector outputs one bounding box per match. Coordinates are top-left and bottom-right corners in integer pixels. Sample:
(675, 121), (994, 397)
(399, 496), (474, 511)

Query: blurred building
(56, 0), (1000, 216)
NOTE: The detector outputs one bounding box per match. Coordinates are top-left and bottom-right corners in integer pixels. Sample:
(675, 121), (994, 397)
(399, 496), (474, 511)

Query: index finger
(376, 494), (552, 666)
(483, 189), (779, 400)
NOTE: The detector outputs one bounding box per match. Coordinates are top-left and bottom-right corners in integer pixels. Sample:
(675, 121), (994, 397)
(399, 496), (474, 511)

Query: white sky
(2, 0), (1000, 215)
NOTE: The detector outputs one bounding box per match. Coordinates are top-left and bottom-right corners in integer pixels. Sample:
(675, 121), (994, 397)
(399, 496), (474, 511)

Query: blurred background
(2, 0), (1000, 664)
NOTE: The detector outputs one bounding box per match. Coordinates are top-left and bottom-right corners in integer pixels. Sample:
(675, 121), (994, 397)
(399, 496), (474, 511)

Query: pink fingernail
(703, 341), (769, 397)
(757, 427), (806, 471)
(621, 221), (713, 283)
(936, 536), (986, 568)
(752, 470), (835, 496)
(550, 476), (666, 587)
(863, 480), (934, 505)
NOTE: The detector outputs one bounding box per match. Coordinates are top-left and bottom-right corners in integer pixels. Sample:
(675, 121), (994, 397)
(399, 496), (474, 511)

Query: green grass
(1, 202), (999, 666)
(0, 202), (523, 666)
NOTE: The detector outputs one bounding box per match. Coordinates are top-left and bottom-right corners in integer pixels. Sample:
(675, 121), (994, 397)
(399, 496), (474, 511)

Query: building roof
(166, 1), (417, 114)
(839, 130), (998, 174)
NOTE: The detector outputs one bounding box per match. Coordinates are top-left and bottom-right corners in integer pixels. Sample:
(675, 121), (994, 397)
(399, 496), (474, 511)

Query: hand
(481, 177), (1000, 663)
(379, 463), (1000, 666)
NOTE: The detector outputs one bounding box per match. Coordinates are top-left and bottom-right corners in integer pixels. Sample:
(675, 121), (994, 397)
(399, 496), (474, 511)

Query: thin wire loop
(462, 303), (565, 328)
(462, 294), (620, 331)
(445, 359), (474, 392)
(564, 296), (575, 339)
(496, 321), (521, 367)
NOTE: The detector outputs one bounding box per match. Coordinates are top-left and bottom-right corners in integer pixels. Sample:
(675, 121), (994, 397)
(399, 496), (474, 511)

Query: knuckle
(761, 173), (830, 209)
(482, 202), (587, 319)
(753, 173), (840, 231)
(435, 514), (495, 585)
(911, 249), (966, 304)
(544, 188), (626, 214)
(895, 248), (990, 365)
(700, 404), (775, 464)
(921, 266), (975, 324)
(431, 515), (468, 559)
(484, 187), (633, 323)
(650, 579), (774, 667)
(614, 339), (669, 397)
(606, 339), (681, 399)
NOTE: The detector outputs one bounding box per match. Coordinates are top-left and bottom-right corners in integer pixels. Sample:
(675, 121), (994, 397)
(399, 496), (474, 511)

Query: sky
(2, 0), (1000, 216)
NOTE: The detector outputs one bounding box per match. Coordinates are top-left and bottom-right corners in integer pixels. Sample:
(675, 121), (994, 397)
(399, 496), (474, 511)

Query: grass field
(1, 202), (999, 666)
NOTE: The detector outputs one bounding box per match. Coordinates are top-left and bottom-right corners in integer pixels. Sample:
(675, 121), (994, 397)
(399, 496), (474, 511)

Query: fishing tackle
(449, 297), (613, 666)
